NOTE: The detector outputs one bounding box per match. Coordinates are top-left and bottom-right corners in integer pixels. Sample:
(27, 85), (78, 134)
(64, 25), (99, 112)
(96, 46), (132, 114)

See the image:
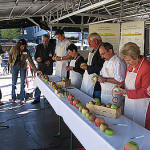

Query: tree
(0, 28), (21, 40)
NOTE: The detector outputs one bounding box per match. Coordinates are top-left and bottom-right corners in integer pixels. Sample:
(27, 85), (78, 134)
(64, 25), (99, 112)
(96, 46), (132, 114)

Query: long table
(34, 75), (150, 150)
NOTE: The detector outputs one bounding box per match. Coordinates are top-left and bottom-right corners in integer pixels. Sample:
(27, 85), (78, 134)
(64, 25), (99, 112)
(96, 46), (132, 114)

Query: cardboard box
(86, 103), (122, 119)
(57, 79), (71, 88)
(54, 89), (69, 97)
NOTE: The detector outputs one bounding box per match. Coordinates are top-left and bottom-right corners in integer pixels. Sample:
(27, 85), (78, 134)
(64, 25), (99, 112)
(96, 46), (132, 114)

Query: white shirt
(55, 38), (71, 57)
(100, 54), (126, 82)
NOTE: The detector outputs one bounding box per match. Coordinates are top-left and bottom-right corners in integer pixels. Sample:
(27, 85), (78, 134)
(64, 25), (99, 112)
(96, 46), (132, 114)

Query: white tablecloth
(34, 75), (150, 150)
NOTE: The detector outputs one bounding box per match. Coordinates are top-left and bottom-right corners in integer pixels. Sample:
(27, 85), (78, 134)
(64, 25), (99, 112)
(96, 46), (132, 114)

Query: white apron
(100, 65), (123, 106)
(55, 46), (68, 78)
(124, 58), (150, 127)
(69, 56), (82, 89)
(80, 52), (96, 97)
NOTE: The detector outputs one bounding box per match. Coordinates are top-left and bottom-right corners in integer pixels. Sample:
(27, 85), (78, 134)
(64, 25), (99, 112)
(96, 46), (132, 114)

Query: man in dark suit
(32, 34), (55, 104)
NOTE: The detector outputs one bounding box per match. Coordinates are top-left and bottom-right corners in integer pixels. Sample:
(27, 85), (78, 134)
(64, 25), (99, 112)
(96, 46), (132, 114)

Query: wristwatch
(61, 57), (63, 60)
(105, 77), (108, 82)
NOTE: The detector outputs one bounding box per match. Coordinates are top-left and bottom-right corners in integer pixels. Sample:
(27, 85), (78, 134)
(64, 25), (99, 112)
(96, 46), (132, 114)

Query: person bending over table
(66, 44), (85, 89)
(80, 32), (104, 99)
(98, 42), (126, 106)
(9, 39), (41, 105)
(114, 42), (150, 130)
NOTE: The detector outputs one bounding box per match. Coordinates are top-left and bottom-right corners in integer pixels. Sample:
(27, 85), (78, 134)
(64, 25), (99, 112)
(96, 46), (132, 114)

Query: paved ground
(0, 67), (84, 150)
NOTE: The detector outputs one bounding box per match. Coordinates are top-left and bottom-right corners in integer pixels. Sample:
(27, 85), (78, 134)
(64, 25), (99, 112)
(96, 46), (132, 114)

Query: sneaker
(31, 100), (40, 104)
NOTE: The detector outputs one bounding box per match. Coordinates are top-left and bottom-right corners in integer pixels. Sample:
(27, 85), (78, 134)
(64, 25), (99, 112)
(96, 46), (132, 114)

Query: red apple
(76, 103), (82, 109)
(51, 82), (56, 86)
(79, 106), (84, 112)
(95, 117), (105, 127)
(82, 108), (89, 116)
(124, 141), (139, 150)
(85, 112), (92, 119)
(73, 100), (80, 107)
(69, 99), (73, 105)
(68, 94), (75, 101)
(89, 115), (96, 123)
(100, 123), (109, 132)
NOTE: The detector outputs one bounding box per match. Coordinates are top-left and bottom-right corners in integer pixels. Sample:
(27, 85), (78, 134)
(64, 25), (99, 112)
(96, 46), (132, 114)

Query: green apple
(101, 104), (106, 107)
(89, 101), (94, 105)
(111, 104), (118, 109)
(76, 103), (82, 109)
(37, 57), (42, 61)
(81, 63), (87, 66)
(62, 77), (67, 81)
(113, 87), (119, 92)
(85, 112), (92, 119)
(93, 98), (100, 103)
(147, 85), (150, 92)
(92, 76), (98, 84)
(105, 128), (114, 136)
(79, 106), (84, 112)
(124, 141), (139, 150)
(82, 108), (89, 116)
(100, 123), (109, 132)
(95, 102), (101, 106)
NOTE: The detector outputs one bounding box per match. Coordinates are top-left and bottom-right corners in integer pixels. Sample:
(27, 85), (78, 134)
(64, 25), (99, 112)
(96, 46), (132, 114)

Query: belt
(15, 63), (21, 66)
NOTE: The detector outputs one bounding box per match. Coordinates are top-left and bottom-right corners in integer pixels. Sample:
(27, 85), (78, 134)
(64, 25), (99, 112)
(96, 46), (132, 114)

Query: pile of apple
(88, 98), (118, 109)
(67, 94), (114, 136)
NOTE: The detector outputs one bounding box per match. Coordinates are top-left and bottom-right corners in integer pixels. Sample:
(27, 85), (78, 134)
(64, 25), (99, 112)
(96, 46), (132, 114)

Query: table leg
(53, 116), (62, 137)
(70, 131), (73, 150)
(40, 95), (45, 110)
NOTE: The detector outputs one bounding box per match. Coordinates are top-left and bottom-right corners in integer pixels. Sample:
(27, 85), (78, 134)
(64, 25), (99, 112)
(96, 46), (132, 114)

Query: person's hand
(66, 66), (73, 71)
(45, 60), (50, 66)
(97, 75), (105, 83)
(9, 63), (12, 70)
(52, 55), (57, 60)
(36, 70), (42, 75)
(36, 57), (42, 63)
(55, 56), (61, 61)
(80, 64), (87, 70)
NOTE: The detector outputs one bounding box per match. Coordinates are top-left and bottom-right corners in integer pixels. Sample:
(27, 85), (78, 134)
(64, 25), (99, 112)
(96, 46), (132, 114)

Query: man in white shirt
(98, 42), (126, 106)
(53, 30), (72, 78)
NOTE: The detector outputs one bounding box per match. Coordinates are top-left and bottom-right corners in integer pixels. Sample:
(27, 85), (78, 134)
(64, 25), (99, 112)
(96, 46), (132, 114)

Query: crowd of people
(0, 29), (150, 130)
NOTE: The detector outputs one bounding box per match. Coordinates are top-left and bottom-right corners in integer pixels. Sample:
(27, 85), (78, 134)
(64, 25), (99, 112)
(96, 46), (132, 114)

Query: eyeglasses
(100, 51), (108, 56)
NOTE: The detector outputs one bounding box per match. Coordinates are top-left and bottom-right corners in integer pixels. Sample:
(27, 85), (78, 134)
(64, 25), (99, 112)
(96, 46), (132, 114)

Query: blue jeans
(34, 87), (41, 101)
(93, 91), (101, 100)
(12, 65), (26, 102)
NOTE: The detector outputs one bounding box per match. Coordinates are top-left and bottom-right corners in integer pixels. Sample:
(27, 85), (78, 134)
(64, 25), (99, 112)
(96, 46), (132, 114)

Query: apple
(95, 102), (101, 106)
(95, 117), (105, 127)
(79, 105), (84, 112)
(111, 104), (118, 109)
(100, 123), (109, 132)
(92, 76), (98, 84)
(147, 85), (150, 92)
(81, 63), (87, 66)
(68, 94), (75, 101)
(82, 108), (89, 116)
(47, 81), (51, 84)
(101, 104), (106, 107)
(93, 98), (100, 103)
(73, 100), (80, 107)
(113, 87), (120, 92)
(105, 128), (114, 136)
(106, 103), (111, 108)
(85, 112), (92, 119)
(89, 101), (94, 105)
(69, 99), (73, 105)
(124, 141), (139, 150)
(51, 82), (56, 86)
(37, 57), (42, 61)
(89, 115), (96, 123)
(62, 77), (67, 81)
(76, 103), (82, 109)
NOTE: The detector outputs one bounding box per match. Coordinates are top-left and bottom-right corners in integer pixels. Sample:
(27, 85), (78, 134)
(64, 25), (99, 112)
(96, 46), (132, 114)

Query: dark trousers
(0, 89), (2, 99)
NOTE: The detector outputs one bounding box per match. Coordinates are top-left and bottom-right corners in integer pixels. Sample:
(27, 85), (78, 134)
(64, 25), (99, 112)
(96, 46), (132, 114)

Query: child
(0, 88), (4, 105)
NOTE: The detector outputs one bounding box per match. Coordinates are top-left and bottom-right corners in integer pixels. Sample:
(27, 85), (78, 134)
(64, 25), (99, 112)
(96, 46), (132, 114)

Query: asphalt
(0, 67), (84, 150)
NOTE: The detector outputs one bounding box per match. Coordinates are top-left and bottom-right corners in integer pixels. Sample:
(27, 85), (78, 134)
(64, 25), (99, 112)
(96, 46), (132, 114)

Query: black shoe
(31, 100), (40, 104)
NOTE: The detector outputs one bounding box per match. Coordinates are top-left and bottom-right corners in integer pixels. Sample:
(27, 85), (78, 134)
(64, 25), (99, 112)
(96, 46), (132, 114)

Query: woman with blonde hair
(115, 42), (150, 130)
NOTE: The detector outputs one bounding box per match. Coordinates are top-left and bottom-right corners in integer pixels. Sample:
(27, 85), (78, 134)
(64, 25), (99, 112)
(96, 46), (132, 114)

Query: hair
(43, 34), (50, 39)
(87, 32), (102, 43)
(16, 39), (27, 50)
(101, 42), (114, 52)
(120, 42), (140, 60)
(55, 29), (64, 36)
(67, 44), (77, 52)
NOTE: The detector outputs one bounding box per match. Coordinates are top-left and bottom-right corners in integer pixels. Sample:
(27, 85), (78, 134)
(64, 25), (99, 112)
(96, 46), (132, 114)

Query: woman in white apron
(66, 44), (85, 89)
(115, 42), (150, 130)
(53, 30), (72, 78)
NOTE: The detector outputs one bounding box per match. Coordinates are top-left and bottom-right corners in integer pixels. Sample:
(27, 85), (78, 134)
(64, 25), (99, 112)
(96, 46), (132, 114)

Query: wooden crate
(86, 103), (122, 119)
(54, 89), (68, 97)
(57, 79), (71, 88)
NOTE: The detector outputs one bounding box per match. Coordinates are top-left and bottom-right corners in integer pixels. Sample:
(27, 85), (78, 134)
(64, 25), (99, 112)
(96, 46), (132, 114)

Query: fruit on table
(76, 103), (82, 109)
(89, 101), (94, 105)
(93, 98), (100, 103)
(124, 141), (139, 150)
(85, 112), (92, 119)
(68, 94), (75, 101)
(73, 99), (80, 107)
(113, 87), (120, 92)
(105, 128), (114, 136)
(111, 104), (118, 109)
(81, 63), (87, 66)
(89, 115), (96, 123)
(62, 77), (68, 81)
(82, 108), (89, 116)
(95, 102), (101, 106)
(106, 103), (111, 108)
(92, 76), (98, 84)
(79, 105), (84, 112)
(95, 117), (105, 127)
(100, 123), (109, 132)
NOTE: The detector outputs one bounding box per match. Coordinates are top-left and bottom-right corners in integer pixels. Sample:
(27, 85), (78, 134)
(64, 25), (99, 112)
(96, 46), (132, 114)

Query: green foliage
(0, 28), (21, 40)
